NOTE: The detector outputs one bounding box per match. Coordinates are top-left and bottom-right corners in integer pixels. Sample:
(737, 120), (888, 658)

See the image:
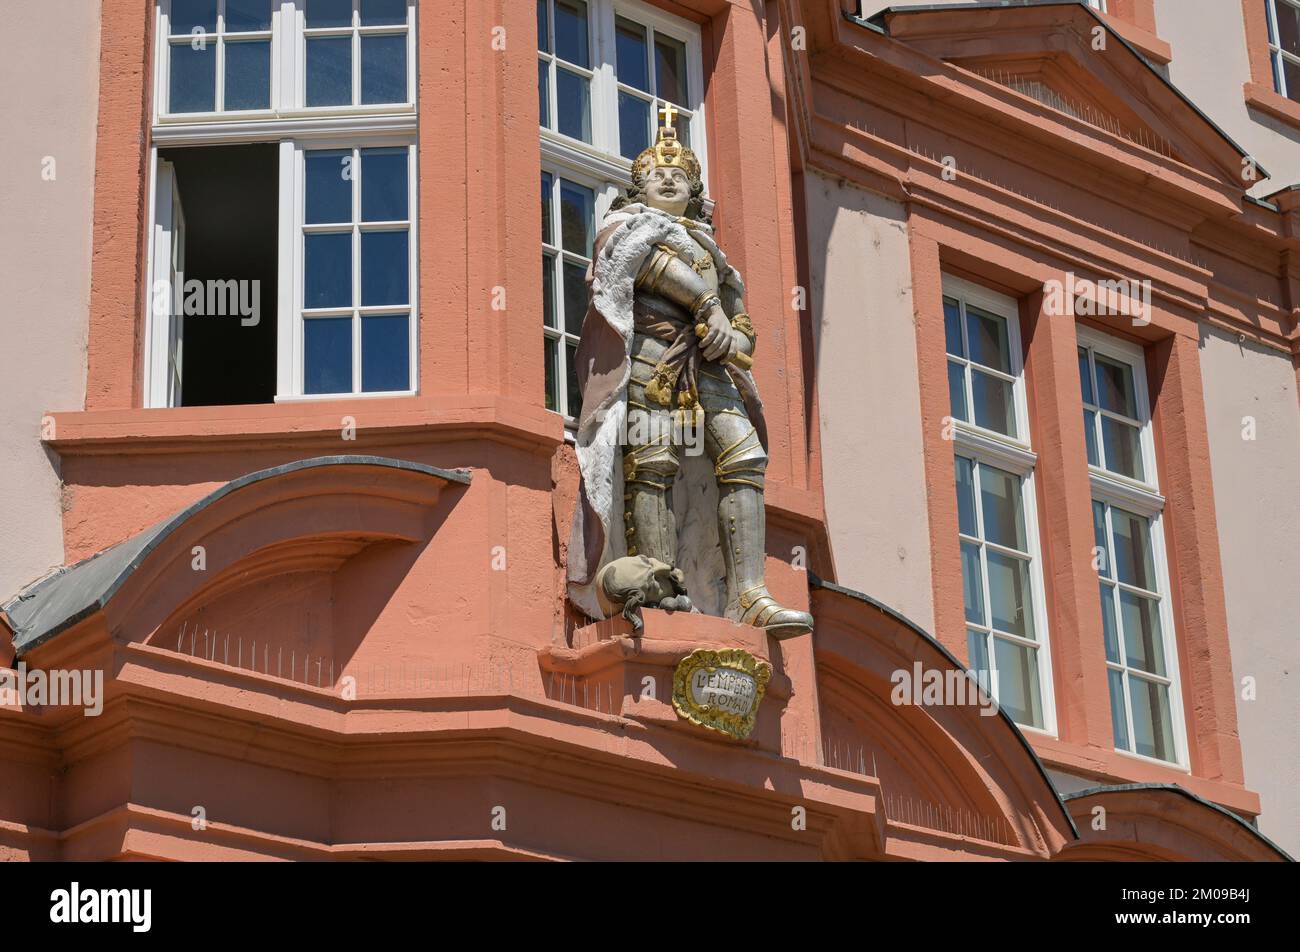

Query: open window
(145, 1), (418, 408)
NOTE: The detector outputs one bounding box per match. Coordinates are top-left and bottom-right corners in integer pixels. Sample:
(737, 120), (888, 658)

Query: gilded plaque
(671, 648), (772, 740)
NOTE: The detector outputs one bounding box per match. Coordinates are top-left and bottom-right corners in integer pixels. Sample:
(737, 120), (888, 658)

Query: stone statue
(567, 107), (813, 640)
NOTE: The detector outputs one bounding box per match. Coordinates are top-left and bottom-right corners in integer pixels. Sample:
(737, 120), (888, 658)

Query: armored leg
(625, 337), (682, 565)
(700, 368), (813, 639)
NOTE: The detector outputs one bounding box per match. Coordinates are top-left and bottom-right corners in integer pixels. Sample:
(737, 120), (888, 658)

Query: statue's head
(621, 123), (707, 222)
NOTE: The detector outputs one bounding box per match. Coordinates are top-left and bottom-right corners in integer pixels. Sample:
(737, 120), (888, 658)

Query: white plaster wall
(805, 172), (935, 632)
(1156, 0), (1300, 195)
(0, 1), (99, 599)
(1199, 324), (1300, 857)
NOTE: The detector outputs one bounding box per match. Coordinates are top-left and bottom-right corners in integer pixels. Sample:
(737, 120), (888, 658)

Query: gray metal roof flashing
(1, 456), (470, 656)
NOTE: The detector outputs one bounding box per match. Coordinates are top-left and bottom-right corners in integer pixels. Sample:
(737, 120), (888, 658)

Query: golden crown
(631, 103), (701, 186)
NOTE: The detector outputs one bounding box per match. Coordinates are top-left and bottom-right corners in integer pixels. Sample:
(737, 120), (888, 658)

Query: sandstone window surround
(144, 0), (419, 407)
(1077, 326), (1188, 769)
(1268, 0), (1300, 102)
(537, 0), (708, 420)
(942, 275), (1058, 738)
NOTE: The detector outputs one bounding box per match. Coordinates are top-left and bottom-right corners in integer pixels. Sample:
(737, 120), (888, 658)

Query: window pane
(971, 369), (1015, 436)
(1277, 0), (1300, 56)
(360, 231), (410, 305)
(616, 17), (650, 92)
(541, 172), (553, 245)
(654, 34), (688, 105)
(943, 297), (964, 357)
(226, 0), (272, 32)
(554, 0), (589, 68)
(542, 254), (557, 329)
(169, 42), (216, 113)
(954, 456), (977, 537)
(987, 550), (1035, 639)
(305, 317), (352, 394)
(361, 34), (407, 104)
(1094, 353), (1138, 417)
(947, 361), (968, 424)
(555, 68), (591, 142)
(566, 341), (583, 418)
(306, 150), (352, 225)
(619, 93), (652, 160)
(562, 261), (587, 336)
(1285, 56), (1300, 102)
(1128, 676), (1176, 761)
(306, 37), (352, 106)
(992, 637), (1043, 728)
(1100, 416), (1144, 480)
(1107, 668), (1129, 751)
(1091, 500), (1111, 578)
(979, 465), (1026, 551)
(537, 0), (550, 54)
(544, 336), (559, 412)
(960, 541), (984, 626)
(361, 148), (408, 222)
(224, 40), (271, 110)
(537, 60), (550, 127)
(305, 233), (352, 308)
(361, 0), (407, 27)
(559, 180), (594, 256)
(967, 629), (991, 694)
(362, 313), (409, 391)
(1120, 590), (1166, 676)
(306, 0), (352, 28)
(1100, 584), (1121, 663)
(1077, 347), (1094, 404)
(1111, 508), (1156, 590)
(966, 305), (1011, 373)
(1083, 409), (1099, 466)
(171, 0), (217, 35)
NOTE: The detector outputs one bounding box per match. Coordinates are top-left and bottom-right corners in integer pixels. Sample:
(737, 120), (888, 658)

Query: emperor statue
(567, 107), (813, 640)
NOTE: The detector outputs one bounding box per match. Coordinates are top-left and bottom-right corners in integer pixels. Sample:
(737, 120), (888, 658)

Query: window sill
(1244, 82), (1300, 132)
(1098, 13), (1172, 66)
(1028, 733), (1260, 818)
(41, 394), (565, 458)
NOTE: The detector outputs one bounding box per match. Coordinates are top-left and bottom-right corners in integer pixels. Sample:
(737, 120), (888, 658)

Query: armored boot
(709, 399), (814, 640)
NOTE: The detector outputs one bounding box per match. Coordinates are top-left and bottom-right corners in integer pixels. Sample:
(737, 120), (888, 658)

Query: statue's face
(643, 164), (691, 216)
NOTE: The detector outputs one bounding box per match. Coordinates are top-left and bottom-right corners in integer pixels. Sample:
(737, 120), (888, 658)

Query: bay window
(1078, 328), (1186, 766)
(943, 276), (1056, 732)
(145, 0), (417, 407)
(536, 0), (707, 418)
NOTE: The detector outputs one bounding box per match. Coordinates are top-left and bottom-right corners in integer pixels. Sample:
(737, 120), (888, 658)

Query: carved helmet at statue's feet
(737, 586), (814, 640)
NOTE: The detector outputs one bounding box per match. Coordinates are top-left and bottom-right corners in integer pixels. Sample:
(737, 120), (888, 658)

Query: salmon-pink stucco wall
(0, 1), (100, 600)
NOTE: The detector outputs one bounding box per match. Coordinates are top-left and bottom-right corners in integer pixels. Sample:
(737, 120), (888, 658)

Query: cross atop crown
(657, 101), (679, 132)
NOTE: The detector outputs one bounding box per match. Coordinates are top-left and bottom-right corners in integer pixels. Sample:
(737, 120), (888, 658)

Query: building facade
(0, 0), (1293, 861)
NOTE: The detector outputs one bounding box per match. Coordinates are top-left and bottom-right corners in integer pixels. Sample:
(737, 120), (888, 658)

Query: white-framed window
(536, 0), (707, 418)
(1078, 327), (1187, 767)
(144, 0), (418, 408)
(290, 142), (417, 397)
(155, 0), (417, 120)
(1268, 0), (1300, 103)
(943, 276), (1056, 734)
(1086, 0), (1107, 12)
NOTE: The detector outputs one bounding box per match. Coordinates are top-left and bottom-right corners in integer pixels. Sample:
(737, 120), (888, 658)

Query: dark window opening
(159, 143), (278, 406)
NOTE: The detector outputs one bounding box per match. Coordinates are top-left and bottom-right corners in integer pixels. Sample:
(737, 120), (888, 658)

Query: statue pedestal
(537, 609), (793, 752)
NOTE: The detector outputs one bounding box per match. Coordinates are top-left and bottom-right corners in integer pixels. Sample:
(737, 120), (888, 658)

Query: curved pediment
(1, 456), (470, 659)
(811, 576), (1077, 858)
(1059, 784), (1292, 862)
